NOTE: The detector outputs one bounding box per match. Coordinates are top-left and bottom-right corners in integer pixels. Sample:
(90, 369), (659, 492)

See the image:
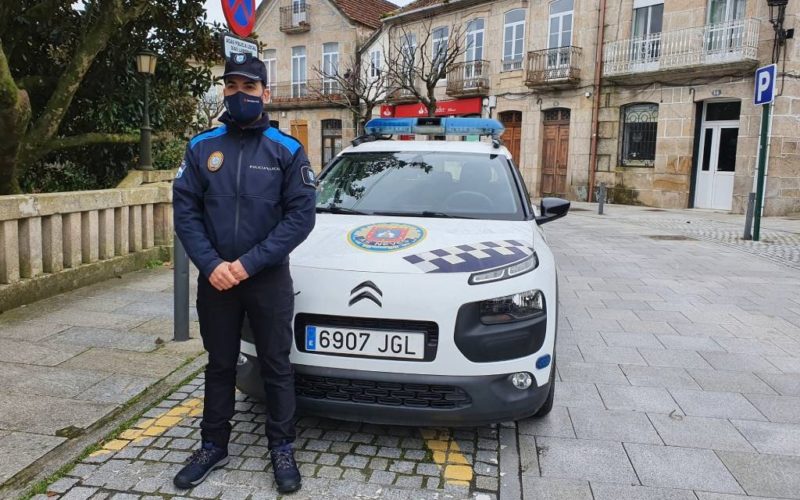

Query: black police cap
(222, 53), (268, 85)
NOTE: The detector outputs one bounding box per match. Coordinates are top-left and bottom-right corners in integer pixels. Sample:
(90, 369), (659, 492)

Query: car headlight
(468, 254), (538, 285)
(480, 289), (544, 324)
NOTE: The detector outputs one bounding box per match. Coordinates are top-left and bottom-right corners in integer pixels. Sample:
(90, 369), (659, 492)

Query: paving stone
(569, 407), (661, 444)
(368, 470), (396, 484)
(0, 391), (114, 435)
(415, 463), (440, 476)
(647, 414), (755, 452)
(670, 389), (766, 420)
(602, 332), (664, 349)
(578, 345), (648, 365)
(558, 362), (629, 385)
(551, 382), (605, 409)
(621, 365), (701, 389)
(403, 449), (426, 460)
(520, 476), (592, 500)
(46, 476), (80, 494)
(597, 384), (681, 414)
(699, 352), (782, 373)
(744, 393), (800, 423)
(638, 349), (714, 369)
(339, 454), (368, 468)
(517, 406), (574, 438)
(50, 327), (159, 352)
(61, 488), (98, 500)
(656, 335), (724, 352)
(590, 483), (698, 500)
(317, 466), (343, 479)
(688, 369), (779, 394)
(731, 419), (800, 456)
(354, 444), (377, 455)
(474, 461), (498, 476)
(388, 460), (415, 473)
(368, 457), (388, 470)
(756, 372), (800, 396)
(536, 437), (637, 484)
(0, 431), (66, 483)
(624, 443), (742, 493)
(377, 446), (402, 458)
(717, 451), (800, 498)
(393, 475), (423, 488)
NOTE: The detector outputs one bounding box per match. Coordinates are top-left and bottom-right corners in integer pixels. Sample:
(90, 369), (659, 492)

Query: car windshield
(317, 151), (525, 220)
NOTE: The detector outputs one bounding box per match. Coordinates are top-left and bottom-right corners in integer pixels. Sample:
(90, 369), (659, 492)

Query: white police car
(236, 117), (569, 425)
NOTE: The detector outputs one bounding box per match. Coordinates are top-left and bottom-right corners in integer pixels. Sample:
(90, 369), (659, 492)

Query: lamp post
(135, 50), (158, 171)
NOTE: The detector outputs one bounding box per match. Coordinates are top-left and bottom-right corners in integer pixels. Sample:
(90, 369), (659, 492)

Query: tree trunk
(0, 43), (31, 195)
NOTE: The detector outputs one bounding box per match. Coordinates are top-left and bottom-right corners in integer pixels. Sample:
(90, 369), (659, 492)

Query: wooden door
(500, 111), (522, 162)
(541, 108), (570, 197)
(290, 120), (309, 152)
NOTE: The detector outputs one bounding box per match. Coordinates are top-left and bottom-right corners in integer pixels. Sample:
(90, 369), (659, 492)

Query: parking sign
(754, 64), (777, 106)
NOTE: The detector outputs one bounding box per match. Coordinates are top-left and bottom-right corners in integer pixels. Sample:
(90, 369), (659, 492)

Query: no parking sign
(222, 0), (256, 38)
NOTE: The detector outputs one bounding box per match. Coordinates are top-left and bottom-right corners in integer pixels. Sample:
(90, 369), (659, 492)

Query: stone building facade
(366, 0), (799, 215)
(252, 0), (397, 171)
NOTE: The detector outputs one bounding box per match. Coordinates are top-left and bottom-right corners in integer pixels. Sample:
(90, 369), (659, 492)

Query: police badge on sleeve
(301, 165), (317, 187)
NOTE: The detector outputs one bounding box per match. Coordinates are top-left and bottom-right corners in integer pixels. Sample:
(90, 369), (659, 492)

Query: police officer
(172, 53), (316, 493)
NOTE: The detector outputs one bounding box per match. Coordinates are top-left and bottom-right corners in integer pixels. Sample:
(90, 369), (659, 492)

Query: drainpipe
(587, 0), (607, 202)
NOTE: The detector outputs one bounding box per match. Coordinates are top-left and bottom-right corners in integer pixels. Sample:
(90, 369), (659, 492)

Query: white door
(694, 123), (739, 210)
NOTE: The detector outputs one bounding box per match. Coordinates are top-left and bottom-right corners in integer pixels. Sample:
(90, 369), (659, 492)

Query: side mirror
(535, 197), (570, 225)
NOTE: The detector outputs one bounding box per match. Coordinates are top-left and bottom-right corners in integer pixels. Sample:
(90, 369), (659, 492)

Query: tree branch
(17, 0), (150, 168)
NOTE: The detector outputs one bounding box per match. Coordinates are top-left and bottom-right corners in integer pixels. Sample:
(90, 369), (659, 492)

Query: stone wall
(0, 185), (173, 311)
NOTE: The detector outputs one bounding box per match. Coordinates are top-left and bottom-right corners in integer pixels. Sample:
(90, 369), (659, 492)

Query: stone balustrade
(0, 185), (174, 311)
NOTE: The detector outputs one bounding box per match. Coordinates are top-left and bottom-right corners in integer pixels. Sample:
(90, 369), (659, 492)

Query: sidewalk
(568, 201), (800, 269)
(0, 266), (205, 491)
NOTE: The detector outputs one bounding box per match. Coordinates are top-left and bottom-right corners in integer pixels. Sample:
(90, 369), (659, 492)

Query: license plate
(304, 325), (425, 360)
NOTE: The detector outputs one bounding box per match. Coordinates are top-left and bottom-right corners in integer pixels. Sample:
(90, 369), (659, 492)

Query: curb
(1, 354), (207, 499)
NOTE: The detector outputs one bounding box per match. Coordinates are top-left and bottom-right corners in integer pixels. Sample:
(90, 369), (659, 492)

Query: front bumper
(236, 356), (551, 426)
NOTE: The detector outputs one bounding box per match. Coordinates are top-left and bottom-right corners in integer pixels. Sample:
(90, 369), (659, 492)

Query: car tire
(533, 360), (555, 417)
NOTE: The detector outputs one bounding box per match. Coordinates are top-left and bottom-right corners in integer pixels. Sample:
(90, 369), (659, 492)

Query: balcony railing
(280, 4), (311, 33)
(385, 77), (420, 104)
(446, 60), (491, 97)
(267, 79), (352, 107)
(603, 18), (759, 80)
(525, 47), (582, 88)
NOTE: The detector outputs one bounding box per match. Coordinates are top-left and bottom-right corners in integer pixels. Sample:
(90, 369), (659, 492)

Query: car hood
(292, 214), (535, 274)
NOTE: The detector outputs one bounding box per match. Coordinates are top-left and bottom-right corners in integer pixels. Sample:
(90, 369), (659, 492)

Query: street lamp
(766, 0), (793, 50)
(135, 50), (158, 171)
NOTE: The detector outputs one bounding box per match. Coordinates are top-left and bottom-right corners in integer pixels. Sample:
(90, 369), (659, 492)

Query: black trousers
(196, 264), (296, 449)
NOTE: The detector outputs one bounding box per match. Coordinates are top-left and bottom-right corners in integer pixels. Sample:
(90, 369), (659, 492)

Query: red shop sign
(393, 97), (483, 118)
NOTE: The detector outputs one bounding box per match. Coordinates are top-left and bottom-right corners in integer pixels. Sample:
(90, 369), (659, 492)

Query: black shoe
(173, 441), (229, 489)
(270, 443), (302, 493)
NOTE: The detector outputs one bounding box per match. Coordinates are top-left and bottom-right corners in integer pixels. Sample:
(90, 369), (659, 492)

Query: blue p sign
(754, 64), (777, 106)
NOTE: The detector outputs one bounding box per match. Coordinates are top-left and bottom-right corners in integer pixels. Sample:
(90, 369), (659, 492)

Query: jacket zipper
(234, 134), (244, 254)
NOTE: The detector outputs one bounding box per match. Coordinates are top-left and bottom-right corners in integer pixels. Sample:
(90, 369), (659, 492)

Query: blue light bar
(364, 118), (505, 138)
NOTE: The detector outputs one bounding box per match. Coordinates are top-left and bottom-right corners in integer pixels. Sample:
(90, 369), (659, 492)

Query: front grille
(294, 314), (439, 361)
(295, 374), (472, 409)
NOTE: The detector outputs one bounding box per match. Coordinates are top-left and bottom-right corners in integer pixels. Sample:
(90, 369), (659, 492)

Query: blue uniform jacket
(173, 112), (316, 279)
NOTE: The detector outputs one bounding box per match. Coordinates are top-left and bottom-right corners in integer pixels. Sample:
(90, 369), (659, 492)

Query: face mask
(224, 91), (263, 124)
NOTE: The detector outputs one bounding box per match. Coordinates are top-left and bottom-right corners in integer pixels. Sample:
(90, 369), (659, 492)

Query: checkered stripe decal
(403, 240), (533, 273)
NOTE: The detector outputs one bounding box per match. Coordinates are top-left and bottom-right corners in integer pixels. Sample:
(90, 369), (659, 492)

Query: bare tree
(310, 53), (388, 135)
(382, 20), (467, 117)
(196, 84), (225, 131)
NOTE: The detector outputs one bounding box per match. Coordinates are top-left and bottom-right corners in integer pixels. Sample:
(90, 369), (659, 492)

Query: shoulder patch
(189, 125), (228, 149)
(264, 127), (301, 156)
(301, 166), (316, 187)
(175, 159), (187, 179)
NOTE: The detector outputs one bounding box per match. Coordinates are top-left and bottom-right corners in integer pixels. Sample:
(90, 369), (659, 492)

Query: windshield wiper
(316, 206), (370, 215)
(372, 211), (475, 219)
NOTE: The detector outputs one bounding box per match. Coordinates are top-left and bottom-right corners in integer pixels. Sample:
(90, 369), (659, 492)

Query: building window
(503, 9), (525, 71)
(631, 1), (663, 63)
(549, 0), (573, 49)
(321, 119), (343, 165)
(401, 33), (417, 85)
(465, 18), (485, 80)
(263, 49), (277, 96)
(369, 49), (382, 79)
(291, 46), (307, 98)
(322, 42), (339, 94)
(621, 103), (658, 166)
(432, 26), (449, 78)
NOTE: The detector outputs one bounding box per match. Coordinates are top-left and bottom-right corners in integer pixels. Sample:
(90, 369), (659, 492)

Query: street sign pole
(753, 102), (770, 242)
(750, 63), (776, 242)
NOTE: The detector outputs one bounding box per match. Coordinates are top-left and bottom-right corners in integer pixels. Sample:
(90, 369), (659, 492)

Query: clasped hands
(209, 260), (250, 291)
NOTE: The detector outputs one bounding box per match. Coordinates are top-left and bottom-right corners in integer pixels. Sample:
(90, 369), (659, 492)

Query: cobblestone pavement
(40, 208), (800, 500)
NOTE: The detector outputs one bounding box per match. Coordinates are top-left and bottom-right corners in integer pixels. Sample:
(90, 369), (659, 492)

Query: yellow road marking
(421, 428), (474, 485)
(89, 398), (203, 458)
